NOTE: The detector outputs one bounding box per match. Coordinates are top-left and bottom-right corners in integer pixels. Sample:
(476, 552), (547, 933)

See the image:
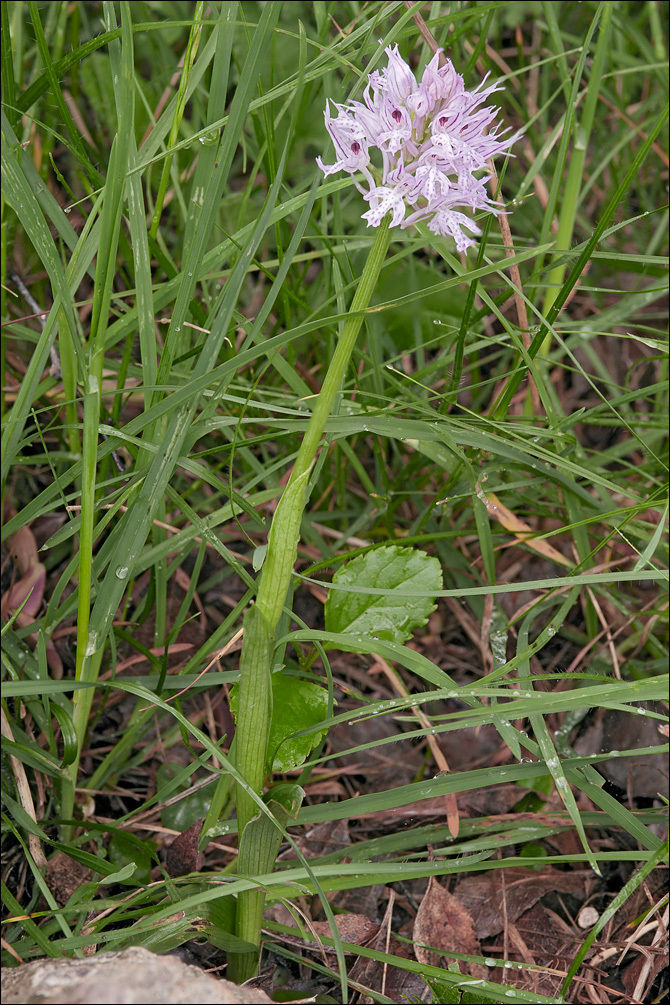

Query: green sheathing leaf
(325, 545), (443, 643)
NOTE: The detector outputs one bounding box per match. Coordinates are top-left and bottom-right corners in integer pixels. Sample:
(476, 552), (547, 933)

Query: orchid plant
(228, 43), (518, 982)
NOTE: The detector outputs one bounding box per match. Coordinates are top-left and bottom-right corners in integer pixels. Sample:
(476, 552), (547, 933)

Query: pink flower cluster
(317, 45), (519, 250)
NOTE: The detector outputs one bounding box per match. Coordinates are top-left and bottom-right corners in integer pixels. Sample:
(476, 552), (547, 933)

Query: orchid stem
(230, 215), (392, 981)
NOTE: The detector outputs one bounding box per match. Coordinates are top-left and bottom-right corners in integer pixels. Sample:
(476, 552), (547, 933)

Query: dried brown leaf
(453, 867), (589, 939)
(46, 851), (93, 906)
(2, 522), (62, 675)
(478, 488), (572, 568)
(277, 818), (350, 861)
(349, 902), (427, 1004)
(414, 876), (487, 979)
(165, 819), (202, 878)
(310, 913), (380, 948)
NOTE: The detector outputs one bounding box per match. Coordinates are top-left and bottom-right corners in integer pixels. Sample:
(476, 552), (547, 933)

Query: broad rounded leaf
(157, 763), (216, 832)
(267, 674), (329, 773)
(230, 673), (329, 774)
(325, 545), (443, 644)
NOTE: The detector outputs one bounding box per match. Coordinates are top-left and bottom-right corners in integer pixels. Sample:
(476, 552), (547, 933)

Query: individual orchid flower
(315, 101), (376, 194)
(317, 44), (520, 250)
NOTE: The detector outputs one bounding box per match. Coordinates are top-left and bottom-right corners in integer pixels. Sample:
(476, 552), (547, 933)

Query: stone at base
(1, 946), (273, 1005)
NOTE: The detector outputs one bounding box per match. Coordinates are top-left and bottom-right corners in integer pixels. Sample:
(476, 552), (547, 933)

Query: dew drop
(115, 566), (129, 580)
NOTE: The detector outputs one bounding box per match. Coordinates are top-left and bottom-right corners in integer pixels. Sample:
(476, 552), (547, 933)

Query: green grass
(1, 2), (668, 1002)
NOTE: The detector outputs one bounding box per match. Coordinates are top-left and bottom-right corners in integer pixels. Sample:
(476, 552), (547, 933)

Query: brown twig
(370, 655), (460, 838)
(487, 160), (541, 415)
(404, 0), (442, 54)
(138, 626), (244, 710)
(1, 705), (47, 868)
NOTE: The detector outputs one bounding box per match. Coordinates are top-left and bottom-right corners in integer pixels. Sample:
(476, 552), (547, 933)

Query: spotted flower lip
(317, 44), (521, 250)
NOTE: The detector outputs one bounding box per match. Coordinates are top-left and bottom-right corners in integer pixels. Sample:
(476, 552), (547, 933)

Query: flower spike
(318, 45), (520, 249)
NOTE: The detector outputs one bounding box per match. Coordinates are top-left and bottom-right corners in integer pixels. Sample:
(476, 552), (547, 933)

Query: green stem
(230, 215), (392, 980)
(233, 605), (275, 840)
(255, 214), (392, 634)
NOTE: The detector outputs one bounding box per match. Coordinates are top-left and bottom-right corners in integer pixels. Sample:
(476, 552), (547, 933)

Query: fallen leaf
(310, 913), (380, 948)
(2, 521), (62, 676)
(277, 818), (351, 861)
(166, 819), (202, 877)
(438, 896), (582, 997)
(453, 867), (589, 939)
(46, 851), (93, 906)
(414, 875), (487, 979)
(269, 913), (379, 958)
(349, 896), (427, 1004)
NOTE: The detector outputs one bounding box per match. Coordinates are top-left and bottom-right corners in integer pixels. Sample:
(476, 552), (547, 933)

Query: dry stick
(372, 656), (460, 839)
(584, 585), (621, 680)
(597, 92), (669, 168)
(404, 2), (541, 416)
(1, 705), (47, 868)
(486, 160), (541, 417)
(465, 37), (553, 224)
(138, 626), (244, 710)
(66, 504), (257, 562)
(631, 903), (669, 1003)
(380, 890), (395, 1001)
(398, 6), (539, 834)
(465, 40), (600, 329)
